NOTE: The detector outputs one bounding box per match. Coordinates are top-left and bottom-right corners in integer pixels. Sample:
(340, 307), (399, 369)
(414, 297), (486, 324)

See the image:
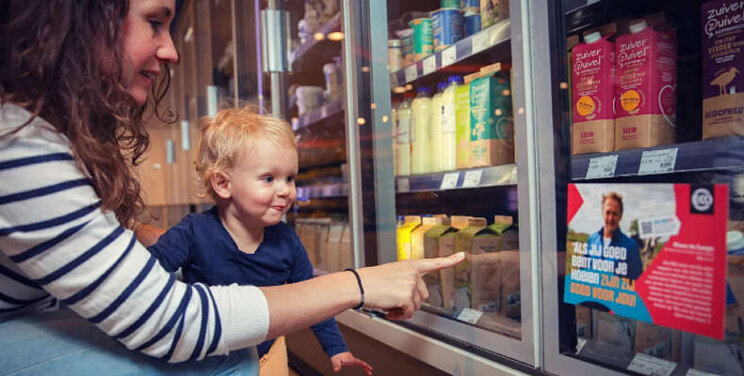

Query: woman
(0, 1), (463, 374)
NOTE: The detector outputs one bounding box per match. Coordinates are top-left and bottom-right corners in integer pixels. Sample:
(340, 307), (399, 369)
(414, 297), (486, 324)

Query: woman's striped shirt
(0, 104), (270, 362)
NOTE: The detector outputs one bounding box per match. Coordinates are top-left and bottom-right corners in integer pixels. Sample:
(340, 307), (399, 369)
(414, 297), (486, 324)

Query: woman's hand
(356, 252), (465, 320)
(330, 352), (373, 375)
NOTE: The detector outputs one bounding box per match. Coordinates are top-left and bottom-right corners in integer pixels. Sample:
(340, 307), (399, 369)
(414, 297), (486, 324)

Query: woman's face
(120, 0), (179, 106)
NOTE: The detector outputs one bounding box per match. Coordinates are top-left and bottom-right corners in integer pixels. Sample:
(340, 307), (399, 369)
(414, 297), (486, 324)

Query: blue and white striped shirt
(0, 104), (270, 362)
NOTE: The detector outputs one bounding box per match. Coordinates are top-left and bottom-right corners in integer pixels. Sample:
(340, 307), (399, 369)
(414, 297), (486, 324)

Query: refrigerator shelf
(571, 137), (744, 180)
(389, 19), (511, 89)
(395, 164), (517, 193)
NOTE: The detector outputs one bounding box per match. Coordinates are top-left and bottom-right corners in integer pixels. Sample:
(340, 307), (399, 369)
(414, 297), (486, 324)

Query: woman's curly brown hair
(0, 0), (174, 227)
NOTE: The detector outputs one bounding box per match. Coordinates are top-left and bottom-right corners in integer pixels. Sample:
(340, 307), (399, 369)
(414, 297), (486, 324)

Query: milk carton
(702, 0), (744, 139)
(411, 216), (445, 260)
(453, 217), (490, 310)
(469, 72), (514, 167)
(424, 220), (458, 309)
(615, 21), (677, 150)
(571, 31), (616, 154)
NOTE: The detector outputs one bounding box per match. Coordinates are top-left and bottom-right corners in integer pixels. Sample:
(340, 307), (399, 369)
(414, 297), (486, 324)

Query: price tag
(472, 31), (489, 54)
(585, 154), (618, 179)
(627, 353), (677, 376)
(686, 369), (719, 376)
(442, 46), (457, 67)
(638, 148), (678, 175)
(456, 308), (483, 324)
(462, 170), (483, 188)
(397, 178), (410, 193)
(422, 55), (436, 76)
(404, 64), (417, 83)
(440, 172), (460, 190)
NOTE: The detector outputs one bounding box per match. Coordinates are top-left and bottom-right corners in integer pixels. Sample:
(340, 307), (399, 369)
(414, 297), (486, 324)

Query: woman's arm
(261, 254), (464, 340)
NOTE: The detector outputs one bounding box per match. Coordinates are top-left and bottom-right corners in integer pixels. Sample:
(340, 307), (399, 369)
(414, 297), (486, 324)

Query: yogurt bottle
(429, 83), (448, 172)
(441, 75), (462, 171)
(411, 87), (432, 174)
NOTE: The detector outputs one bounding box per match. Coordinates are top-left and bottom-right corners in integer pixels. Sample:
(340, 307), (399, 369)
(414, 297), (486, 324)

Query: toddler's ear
(210, 172), (232, 199)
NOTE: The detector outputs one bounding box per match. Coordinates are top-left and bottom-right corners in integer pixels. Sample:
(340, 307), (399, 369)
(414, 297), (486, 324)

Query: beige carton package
(424, 221), (459, 309)
(471, 216), (520, 318)
(322, 222), (345, 272)
(454, 217), (489, 311)
(411, 217), (447, 260)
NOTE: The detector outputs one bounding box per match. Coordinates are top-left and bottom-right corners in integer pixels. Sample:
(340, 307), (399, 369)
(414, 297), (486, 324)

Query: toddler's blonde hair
(196, 105), (297, 201)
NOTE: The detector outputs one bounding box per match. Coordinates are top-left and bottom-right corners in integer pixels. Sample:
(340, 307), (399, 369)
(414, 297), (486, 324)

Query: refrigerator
(262, 0), (744, 374)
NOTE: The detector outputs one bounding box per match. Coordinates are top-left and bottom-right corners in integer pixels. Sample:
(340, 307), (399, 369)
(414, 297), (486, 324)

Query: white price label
(627, 353), (677, 376)
(397, 178), (410, 193)
(472, 31), (489, 54)
(404, 64), (417, 83)
(638, 148), (678, 175)
(585, 154), (618, 179)
(422, 55), (436, 76)
(441, 47), (457, 67)
(456, 308), (483, 324)
(462, 170), (483, 188)
(686, 369), (719, 376)
(440, 172), (460, 190)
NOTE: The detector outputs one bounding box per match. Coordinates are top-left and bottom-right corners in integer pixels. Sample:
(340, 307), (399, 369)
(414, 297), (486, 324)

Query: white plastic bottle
(395, 93), (414, 176)
(429, 83), (447, 173)
(411, 86), (432, 174)
(440, 75), (461, 171)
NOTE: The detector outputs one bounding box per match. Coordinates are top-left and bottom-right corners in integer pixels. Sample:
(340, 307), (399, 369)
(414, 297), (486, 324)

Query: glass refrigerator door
(535, 0), (744, 374)
(348, 0), (540, 367)
(261, 0), (358, 274)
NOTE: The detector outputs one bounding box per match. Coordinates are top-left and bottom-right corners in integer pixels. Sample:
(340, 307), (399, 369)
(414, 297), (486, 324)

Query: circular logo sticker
(691, 188), (714, 212)
(620, 90), (640, 112)
(576, 96), (596, 117)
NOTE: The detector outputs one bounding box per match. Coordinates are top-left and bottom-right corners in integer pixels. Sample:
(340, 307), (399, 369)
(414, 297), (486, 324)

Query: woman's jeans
(0, 308), (259, 375)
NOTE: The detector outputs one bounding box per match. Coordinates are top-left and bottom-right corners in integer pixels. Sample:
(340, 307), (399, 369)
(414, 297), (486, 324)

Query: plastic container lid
(728, 231), (744, 252)
(417, 86), (432, 94)
(437, 82), (448, 92)
(448, 75), (464, 85)
(629, 20), (648, 34)
(389, 39), (401, 47)
(584, 31), (601, 43)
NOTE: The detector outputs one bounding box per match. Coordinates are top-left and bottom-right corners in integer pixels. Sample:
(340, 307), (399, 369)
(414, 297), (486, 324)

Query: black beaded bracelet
(344, 268), (365, 310)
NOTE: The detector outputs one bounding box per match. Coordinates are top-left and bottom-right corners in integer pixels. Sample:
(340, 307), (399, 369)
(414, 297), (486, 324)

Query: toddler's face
(226, 138), (298, 228)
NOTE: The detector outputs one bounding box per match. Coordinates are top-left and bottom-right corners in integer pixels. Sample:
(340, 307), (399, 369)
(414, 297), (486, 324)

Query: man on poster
(587, 192), (643, 280)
